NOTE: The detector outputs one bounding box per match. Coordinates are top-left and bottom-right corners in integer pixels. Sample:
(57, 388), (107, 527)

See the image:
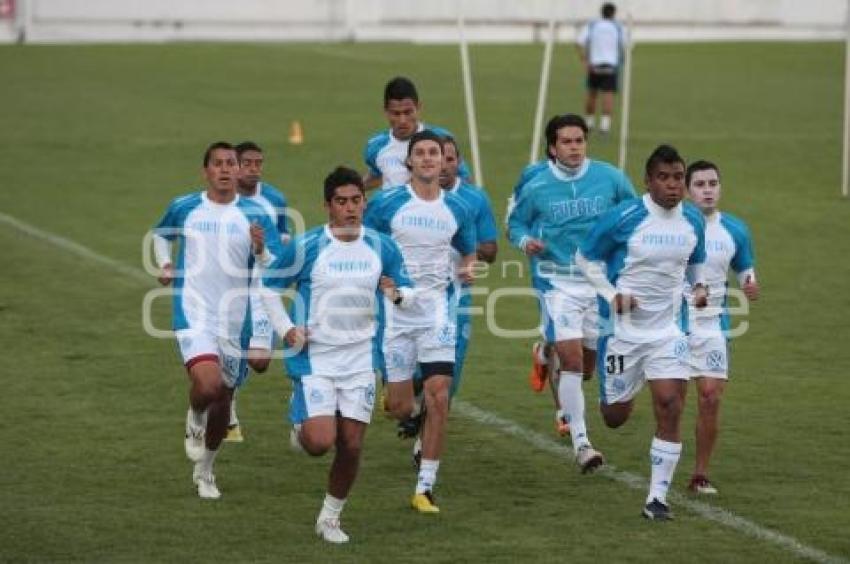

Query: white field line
(1, 211), (845, 564)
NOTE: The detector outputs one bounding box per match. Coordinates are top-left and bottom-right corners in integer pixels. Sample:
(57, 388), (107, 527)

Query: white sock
(199, 447), (218, 474)
(585, 115), (595, 129)
(318, 493), (346, 522)
(600, 114), (611, 132)
(558, 371), (590, 451)
(647, 437), (682, 505)
(229, 393), (238, 426)
(416, 459), (440, 494)
(190, 407), (207, 428)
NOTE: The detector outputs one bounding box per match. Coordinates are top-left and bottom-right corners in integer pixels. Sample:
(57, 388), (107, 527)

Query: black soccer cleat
(397, 413), (423, 439)
(642, 498), (673, 521)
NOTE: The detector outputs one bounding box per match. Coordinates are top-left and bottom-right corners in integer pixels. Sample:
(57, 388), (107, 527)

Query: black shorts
(586, 65), (619, 92)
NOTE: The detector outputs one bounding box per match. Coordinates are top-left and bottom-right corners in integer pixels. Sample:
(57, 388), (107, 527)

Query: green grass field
(1, 41), (849, 563)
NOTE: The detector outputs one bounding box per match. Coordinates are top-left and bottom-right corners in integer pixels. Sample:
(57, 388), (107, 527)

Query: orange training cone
(288, 120), (304, 145)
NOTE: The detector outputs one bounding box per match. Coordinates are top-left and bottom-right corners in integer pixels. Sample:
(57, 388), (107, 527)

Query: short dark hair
(323, 166), (365, 203)
(406, 129), (445, 161)
(235, 141), (263, 160)
(440, 134), (461, 159)
(545, 114), (588, 157)
(645, 144), (685, 176)
(686, 160), (720, 186)
(384, 76), (419, 107)
(203, 141), (235, 167)
(602, 3), (616, 18)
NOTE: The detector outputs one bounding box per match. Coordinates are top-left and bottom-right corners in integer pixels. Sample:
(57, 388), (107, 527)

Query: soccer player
(224, 141), (291, 442)
(575, 144), (709, 521)
(683, 160), (759, 495)
(576, 2), (627, 134)
(363, 76), (469, 190)
(151, 141), (284, 500)
(364, 130), (477, 513)
(507, 114), (636, 471)
(259, 166), (413, 543)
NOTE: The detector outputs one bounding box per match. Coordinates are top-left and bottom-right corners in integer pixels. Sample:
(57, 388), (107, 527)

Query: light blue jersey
(507, 159), (636, 291)
(363, 123), (472, 189)
(245, 181), (288, 239)
(445, 178), (498, 393)
(262, 225), (412, 379)
(580, 194), (707, 343)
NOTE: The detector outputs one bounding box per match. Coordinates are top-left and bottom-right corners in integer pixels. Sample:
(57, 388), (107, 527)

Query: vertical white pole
(842, 0), (850, 197)
(458, 1), (484, 186)
(618, 12), (634, 171)
(529, 0), (557, 165)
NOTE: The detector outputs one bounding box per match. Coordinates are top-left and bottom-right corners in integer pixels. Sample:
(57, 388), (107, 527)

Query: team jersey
(507, 158), (636, 291)
(363, 122), (471, 189)
(364, 184), (476, 327)
(577, 18), (626, 67)
(683, 211), (755, 334)
(262, 225), (412, 378)
(153, 191), (284, 340)
(505, 159), (548, 231)
(445, 178), (498, 284)
(580, 194), (707, 343)
(242, 181), (289, 240)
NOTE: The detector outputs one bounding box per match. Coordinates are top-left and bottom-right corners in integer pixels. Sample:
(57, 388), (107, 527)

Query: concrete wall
(8, 0), (849, 44)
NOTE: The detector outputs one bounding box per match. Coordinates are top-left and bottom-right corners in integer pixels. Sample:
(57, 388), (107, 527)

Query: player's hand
(613, 293), (638, 314)
(457, 263), (474, 284)
(284, 326), (308, 350)
(379, 275), (397, 300)
(523, 238), (545, 256)
(693, 284), (709, 309)
(250, 222), (265, 255)
(742, 276), (760, 302)
(158, 264), (174, 286)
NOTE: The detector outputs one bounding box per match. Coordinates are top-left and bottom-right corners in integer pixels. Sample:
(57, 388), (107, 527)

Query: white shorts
(687, 332), (728, 379)
(175, 328), (247, 388)
(382, 324), (456, 383)
(598, 334), (690, 405)
(540, 287), (598, 349)
(289, 371), (377, 424)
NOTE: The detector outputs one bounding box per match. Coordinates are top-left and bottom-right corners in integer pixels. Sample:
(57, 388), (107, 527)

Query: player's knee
(655, 393), (683, 420)
(248, 357), (271, 373)
(301, 432), (334, 456)
(698, 388), (722, 412)
(602, 410), (627, 428)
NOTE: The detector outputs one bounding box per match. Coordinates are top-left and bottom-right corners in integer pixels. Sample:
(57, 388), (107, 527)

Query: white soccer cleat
(315, 518), (349, 543)
(575, 444), (605, 474)
(184, 409), (205, 462)
(194, 468), (221, 500)
(289, 424), (306, 454)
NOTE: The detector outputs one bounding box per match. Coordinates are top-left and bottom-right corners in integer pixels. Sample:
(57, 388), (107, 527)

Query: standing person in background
(576, 2), (627, 134)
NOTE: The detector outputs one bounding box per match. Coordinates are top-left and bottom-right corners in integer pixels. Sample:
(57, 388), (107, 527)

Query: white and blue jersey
(364, 185), (476, 329)
(580, 194), (707, 343)
(504, 159), (548, 231)
(153, 191), (283, 342)
(507, 159), (636, 293)
(243, 181), (289, 240)
(363, 123), (472, 189)
(683, 211), (755, 336)
(445, 178), (498, 390)
(262, 225), (412, 379)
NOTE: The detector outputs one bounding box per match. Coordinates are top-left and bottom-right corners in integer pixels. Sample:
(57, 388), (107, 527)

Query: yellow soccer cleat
(224, 424), (244, 443)
(411, 491), (440, 514)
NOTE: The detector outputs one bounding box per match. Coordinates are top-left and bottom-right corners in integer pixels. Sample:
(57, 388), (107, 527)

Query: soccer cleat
(397, 414), (422, 439)
(555, 411), (570, 436)
(289, 424), (306, 454)
(411, 491), (440, 514)
(642, 498), (673, 521)
(412, 437), (422, 470)
(688, 475), (718, 495)
(315, 518), (349, 544)
(575, 444), (605, 473)
(184, 409), (205, 462)
(224, 424), (244, 443)
(195, 468), (221, 500)
(528, 342), (548, 392)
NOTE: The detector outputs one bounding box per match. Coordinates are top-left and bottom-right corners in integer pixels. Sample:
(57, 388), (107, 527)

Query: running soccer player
(363, 76), (469, 190)
(683, 160), (759, 495)
(224, 140), (291, 442)
(259, 166), (414, 543)
(576, 144), (708, 521)
(507, 114), (636, 471)
(151, 141), (284, 500)
(364, 130), (477, 513)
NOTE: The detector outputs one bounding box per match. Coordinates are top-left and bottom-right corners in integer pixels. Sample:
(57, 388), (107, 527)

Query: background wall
(2, 0), (848, 43)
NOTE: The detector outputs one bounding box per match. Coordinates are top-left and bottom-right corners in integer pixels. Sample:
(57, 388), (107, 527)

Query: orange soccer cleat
(528, 342), (548, 392)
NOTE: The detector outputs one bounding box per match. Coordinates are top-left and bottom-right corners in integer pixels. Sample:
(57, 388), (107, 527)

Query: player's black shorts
(586, 64), (619, 92)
